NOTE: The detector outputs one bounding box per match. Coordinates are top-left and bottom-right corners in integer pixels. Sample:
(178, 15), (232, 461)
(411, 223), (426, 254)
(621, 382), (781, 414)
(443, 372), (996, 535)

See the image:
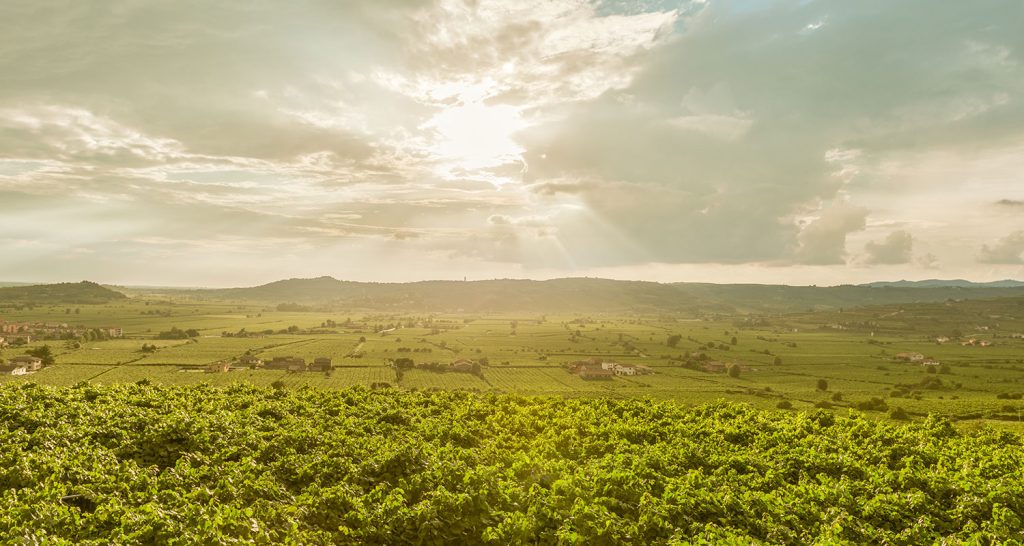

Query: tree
(817, 379), (828, 391)
(666, 334), (682, 348)
(727, 364), (741, 378)
(773, 356), (783, 366)
(730, 336), (737, 346)
(27, 345), (55, 366)
(889, 406), (910, 420)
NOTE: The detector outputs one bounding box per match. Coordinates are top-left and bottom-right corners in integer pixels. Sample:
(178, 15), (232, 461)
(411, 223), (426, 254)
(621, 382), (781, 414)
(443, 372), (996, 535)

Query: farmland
(2, 384), (1022, 544)
(3, 295), (1024, 427)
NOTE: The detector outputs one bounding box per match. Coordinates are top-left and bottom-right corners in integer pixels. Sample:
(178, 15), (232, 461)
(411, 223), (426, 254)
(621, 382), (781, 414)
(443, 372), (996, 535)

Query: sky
(1, 0), (1022, 287)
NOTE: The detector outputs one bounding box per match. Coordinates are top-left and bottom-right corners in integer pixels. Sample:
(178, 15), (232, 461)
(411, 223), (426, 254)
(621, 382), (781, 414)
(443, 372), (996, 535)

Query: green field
(2, 384), (1021, 544)
(3, 297), (1024, 427)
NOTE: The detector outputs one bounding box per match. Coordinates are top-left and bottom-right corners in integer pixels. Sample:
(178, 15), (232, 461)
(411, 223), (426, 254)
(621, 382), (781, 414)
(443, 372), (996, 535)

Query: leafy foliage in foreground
(1, 384), (1022, 544)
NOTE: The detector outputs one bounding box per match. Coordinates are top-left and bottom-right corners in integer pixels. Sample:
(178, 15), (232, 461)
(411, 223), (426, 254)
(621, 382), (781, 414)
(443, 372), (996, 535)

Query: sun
(422, 100), (527, 179)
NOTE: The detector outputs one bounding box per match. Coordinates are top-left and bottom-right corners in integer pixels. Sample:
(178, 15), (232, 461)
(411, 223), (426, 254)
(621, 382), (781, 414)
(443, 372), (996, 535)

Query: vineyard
(1, 383), (1021, 544)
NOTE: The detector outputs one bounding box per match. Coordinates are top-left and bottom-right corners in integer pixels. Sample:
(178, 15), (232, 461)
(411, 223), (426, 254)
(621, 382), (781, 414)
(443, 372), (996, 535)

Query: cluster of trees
(221, 328), (275, 338)
(395, 347), (434, 353)
(156, 327), (200, 340)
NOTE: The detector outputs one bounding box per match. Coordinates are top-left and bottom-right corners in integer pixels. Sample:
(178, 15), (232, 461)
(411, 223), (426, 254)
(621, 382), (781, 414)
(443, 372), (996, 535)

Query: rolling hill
(0, 281), (128, 305)
(173, 276), (1024, 314)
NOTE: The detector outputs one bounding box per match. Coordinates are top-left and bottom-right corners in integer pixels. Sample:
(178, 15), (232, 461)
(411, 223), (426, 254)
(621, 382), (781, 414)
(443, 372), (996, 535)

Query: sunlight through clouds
(0, 0), (1022, 284)
(422, 102), (527, 177)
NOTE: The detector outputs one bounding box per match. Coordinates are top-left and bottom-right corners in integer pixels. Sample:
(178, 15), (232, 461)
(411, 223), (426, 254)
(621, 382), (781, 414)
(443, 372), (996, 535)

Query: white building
(614, 364), (637, 376)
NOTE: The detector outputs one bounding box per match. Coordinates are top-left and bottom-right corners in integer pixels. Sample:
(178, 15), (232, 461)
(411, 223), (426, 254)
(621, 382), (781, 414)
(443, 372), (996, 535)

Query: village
(204, 355), (336, 373)
(0, 320), (123, 346)
(203, 354), (488, 376)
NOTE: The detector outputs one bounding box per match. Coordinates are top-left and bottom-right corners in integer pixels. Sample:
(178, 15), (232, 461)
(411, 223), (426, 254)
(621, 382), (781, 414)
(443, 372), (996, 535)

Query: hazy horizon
(2, 1), (1023, 286)
(3, 273), (1024, 291)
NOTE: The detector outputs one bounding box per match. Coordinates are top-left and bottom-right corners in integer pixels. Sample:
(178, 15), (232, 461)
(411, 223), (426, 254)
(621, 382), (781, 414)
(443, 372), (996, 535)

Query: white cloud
(979, 232), (1024, 264)
(794, 203), (868, 265)
(863, 230), (914, 265)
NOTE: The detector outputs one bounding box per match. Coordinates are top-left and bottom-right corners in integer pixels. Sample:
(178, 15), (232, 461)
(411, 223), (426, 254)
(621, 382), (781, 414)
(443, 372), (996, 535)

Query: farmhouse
(894, 352), (925, 362)
(578, 364), (613, 380)
(568, 359), (614, 380)
(205, 361), (231, 373)
(613, 364), (637, 376)
(239, 355), (264, 367)
(9, 355), (43, 371)
(703, 361), (728, 373)
(450, 359), (475, 373)
(311, 357), (333, 372)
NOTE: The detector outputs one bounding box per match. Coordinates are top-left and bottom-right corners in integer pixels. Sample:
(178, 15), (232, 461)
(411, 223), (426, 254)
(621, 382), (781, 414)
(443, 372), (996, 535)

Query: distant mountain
(862, 279), (1024, 288)
(180, 276), (1024, 314)
(0, 281), (128, 305)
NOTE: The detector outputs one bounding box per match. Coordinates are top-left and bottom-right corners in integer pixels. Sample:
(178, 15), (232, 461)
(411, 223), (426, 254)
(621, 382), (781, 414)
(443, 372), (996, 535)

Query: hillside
(176, 276), (1024, 314)
(0, 281), (127, 305)
(780, 293), (1024, 337)
(862, 279), (1024, 288)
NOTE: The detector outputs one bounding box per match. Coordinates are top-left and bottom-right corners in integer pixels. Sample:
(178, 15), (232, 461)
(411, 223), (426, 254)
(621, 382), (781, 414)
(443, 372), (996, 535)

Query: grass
(4, 299), (1024, 428)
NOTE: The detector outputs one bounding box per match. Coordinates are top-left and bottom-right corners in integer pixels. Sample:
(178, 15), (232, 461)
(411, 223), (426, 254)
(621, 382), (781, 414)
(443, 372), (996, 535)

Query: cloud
(916, 252), (939, 269)
(1, 0), (1023, 283)
(793, 203), (868, 265)
(863, 230), (914, 265)
(978, 231), (1024, 264)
